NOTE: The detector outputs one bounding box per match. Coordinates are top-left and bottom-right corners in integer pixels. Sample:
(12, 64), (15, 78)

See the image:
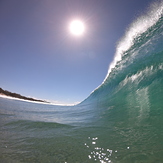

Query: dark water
(1, 1), (163, 163)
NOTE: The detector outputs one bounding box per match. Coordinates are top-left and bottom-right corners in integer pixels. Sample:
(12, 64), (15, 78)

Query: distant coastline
(0, 87), (49, 103)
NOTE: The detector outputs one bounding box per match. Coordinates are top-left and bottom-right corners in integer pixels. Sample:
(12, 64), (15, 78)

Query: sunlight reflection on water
(85, 137), (114, 163)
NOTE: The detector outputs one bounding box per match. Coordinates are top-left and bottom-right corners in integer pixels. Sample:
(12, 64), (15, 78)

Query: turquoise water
(1, 2), (163, 163)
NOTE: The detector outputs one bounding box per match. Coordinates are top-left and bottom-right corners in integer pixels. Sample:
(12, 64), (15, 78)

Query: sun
(69, 20), (85, 36)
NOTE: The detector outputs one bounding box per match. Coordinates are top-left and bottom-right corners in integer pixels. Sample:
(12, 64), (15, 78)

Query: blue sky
(0, 0), (154, 104)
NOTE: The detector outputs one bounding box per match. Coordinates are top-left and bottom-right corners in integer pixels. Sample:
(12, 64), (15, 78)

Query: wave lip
(105, 0), (163, 81)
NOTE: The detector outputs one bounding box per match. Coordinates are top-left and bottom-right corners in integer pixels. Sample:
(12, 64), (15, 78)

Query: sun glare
(69, 20), (85, 36)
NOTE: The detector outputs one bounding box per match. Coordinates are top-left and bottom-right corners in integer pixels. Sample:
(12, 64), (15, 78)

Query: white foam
(104, 0), (163, 82)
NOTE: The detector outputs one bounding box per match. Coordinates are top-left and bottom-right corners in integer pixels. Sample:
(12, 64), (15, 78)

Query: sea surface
(1, 1), (163, 163)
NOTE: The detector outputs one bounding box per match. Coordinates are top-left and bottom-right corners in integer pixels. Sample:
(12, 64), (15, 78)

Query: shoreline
(0, 88), (49, 104)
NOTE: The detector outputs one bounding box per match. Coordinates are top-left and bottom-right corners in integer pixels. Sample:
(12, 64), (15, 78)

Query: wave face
(82, 1), (163, 107)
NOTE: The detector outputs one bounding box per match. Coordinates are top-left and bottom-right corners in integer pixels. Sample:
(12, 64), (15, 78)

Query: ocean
(0, 1), (163, 163)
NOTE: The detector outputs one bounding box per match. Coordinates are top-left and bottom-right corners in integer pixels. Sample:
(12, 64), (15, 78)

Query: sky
(0, 0), (154, 104)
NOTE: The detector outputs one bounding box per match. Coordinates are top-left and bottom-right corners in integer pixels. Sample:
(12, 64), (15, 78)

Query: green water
(1, 90), (163, 163)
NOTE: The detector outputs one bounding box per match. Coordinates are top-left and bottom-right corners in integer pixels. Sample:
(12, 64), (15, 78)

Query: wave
(81, 0), (163, 106)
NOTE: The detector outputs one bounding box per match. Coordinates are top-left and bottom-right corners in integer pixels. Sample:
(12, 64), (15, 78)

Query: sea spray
(104, 0), (163, 80)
